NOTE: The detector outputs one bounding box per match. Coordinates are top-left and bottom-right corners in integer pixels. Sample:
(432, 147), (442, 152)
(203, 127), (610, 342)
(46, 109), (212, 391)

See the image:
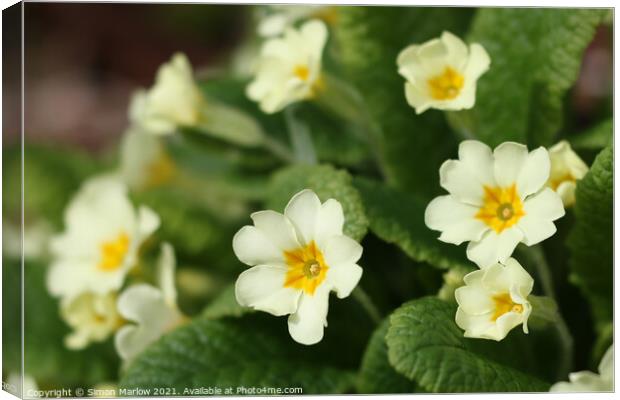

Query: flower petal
(232, 225), (284, 266)
(466, 228), (523, 268)
(441, 31), (468, 69)
(315, 199), (344, 247)
(517, 215), (557, 246)
(455, 285), (494, 315)
(300, 19), (328, 62)
(523, 187), (565, 221)
(404, 83), (432, 114)
(251, 210), (300, 251)
(598, 344), (614, 378)
(326, 263), (362, 299)
(494, 311), (524, 341)
(322, 235), (363, 266)
(157, 242), (177, 306)
(439, 160), (485, 206)
(464, 43), (491, 80)
(516, 147), (550, 198)
(425, 195), (488, 245)
(482, 258), (534, 296)
(137, 206), (161, 241)
(287, 287), (330, 345)
(458, 140), (496, 187)
(493, 142), (528, 188)
(455, 308), (494, 338)
(235, 264), (300, 316)
(284, 189), (321, 245)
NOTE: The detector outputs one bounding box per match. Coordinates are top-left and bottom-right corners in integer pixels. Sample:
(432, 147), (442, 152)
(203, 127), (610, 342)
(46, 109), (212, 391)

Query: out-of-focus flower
(7, 373), (39, 398)
(550, 345), (613, 392)
(455, 258), (533, 341)
(47, 176), (160, 299)
(119, 129), (176, 191)
(3, 219), (53, 260)
(233, 189), (363, 345)
(546, 140), (589, 207)
(61, 291), (123, 350)
(247, 19), (328, 114)
(129, 53), (204, 136)
(115, 243), (184, 362)
(437, 268), (468, 302)
(397, 31), (490, 114)
(257, 5), (337, 37)
(425, 140), (565, 268)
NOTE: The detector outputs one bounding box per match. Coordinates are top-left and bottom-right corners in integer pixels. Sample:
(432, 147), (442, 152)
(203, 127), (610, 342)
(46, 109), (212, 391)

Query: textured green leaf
(358, 319), (419, 394)
(354, 177), (472, 270)
(334, 7), (473, 197)
(570, 119), (613, 150)
(268, 164), (368, 241)
(202, 284), (253, 320)
(567, 146), (613, 324)
(453, 8), (605, 147)
(119, 316), (355, 394)
(386, 297), (550, 393)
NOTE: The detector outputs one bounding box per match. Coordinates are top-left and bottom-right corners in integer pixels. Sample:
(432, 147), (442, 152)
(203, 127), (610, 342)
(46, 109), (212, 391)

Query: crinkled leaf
(119, 316), (355, 394)
(358, 319), (419, 394)
(354, 177), (472, 270)
(386, 297), (550, 392)
(451, 8), (605, 147)
(334, 7), (473, 197)
(567, 146), (613, 325)
(268, 164), (368, 241)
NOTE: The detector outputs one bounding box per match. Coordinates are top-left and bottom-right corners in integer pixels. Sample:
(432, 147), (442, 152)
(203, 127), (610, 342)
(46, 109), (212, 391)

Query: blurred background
(2, 3), (613, 152)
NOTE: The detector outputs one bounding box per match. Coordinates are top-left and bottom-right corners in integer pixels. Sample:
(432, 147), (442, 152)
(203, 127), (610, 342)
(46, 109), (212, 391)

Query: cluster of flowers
(43, 5), (609, 392)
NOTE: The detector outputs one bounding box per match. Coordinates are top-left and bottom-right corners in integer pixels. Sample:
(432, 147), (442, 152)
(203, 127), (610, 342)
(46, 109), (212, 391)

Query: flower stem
(352, 287), (382, 325)
(284, 107), (317, 165)
(262, 134), (297, 164)
(519, 245), (574, 380)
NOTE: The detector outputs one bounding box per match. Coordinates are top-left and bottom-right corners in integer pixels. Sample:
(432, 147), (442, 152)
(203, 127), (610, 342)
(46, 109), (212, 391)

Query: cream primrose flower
(547, 140), (589, 207)
(129, 53), (204, 136)
(115, 243), (184, 362)
(257, 5), (337, 37)
(47, 175), (160, 299)
(60, 291), (123, 350)
(246, 19), (328, 114)
(550, 344), (613, 392)
(397, 31), (490, 114)
(233, 189), (363, 345)
(455, 258), (533, 341)
(119, 129), (176, 191)
(425, 140), (565, 269)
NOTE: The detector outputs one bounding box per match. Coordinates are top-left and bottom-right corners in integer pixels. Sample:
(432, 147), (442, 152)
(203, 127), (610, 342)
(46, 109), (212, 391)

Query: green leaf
(354, 177), (472, 270)
(570, 119), (613, 151)
(334, 7), (473, 197)
(386, 297), (550, 392)
(3, 259), (119, 387)
(453, 8), (605, 147)
(567, 146), (613, 325)
(119, 316), (355, 394)
(358, 319), (419, 394)
(202, 283), (253, 320)
(268, 164), (368, 241)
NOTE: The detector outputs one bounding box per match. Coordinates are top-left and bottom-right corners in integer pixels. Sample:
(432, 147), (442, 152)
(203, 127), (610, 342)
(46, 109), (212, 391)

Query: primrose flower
(115, 243), (184, 362)
(455, 258), (533, 341)
(247, 19), (328, 114)
(129, 53), (204, 136)
(257, 5), (337, 37)
(233, 189), (363, 345)
(546, 141), (589, 207)
(425, 140), (565, 268)
(47, 176), (160, 299)
(60, 291), (123, 350)
(119, 129), (176, 191)
(397, 31), (490, 114)
(550, 344), (613, 392)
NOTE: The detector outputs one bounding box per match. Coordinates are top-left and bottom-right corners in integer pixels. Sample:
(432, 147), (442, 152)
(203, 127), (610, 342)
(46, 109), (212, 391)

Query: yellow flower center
(428, 66), (465, 100)
(475, 184), (525, 233)
(98, 232), (130, 272)
(491, 292), (524, 321)
(283, 240), (328, 295)
(293, 65), (310, 81)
